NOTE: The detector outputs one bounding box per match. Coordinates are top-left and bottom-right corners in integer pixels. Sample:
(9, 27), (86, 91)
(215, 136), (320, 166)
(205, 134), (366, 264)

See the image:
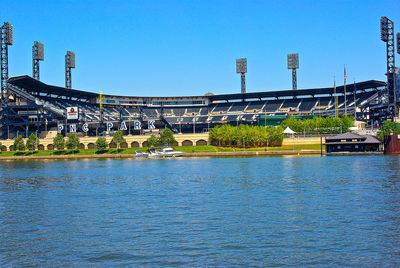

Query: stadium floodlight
(33, 41), (44, 60)
(1, 22), (13, 106)
(32, 41), (44, 80)
(397, 32), (400, 54)
(380, 16), (388, 42)
(287, 53), (299, 69)
(380, 16), (396, 119)
(4, 22), (13, 45)
(65, 51), (76, 88)
(236, 58), (247, 93)
(287, 53), (299, 90)
(236, 58), (247, 73)
(66, 51), (75, 68)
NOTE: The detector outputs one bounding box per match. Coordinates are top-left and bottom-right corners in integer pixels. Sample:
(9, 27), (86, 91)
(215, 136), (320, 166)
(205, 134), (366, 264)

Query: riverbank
(0, 150), (324, 160)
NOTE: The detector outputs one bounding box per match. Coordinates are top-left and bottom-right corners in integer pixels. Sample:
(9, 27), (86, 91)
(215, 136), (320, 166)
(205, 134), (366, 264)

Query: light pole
(236, 58), (247, 93)
(287, 53), (299, 90)
(193, 115), (196, 134)
(264, 112), (267, 128)
(380, 16), (396, 119)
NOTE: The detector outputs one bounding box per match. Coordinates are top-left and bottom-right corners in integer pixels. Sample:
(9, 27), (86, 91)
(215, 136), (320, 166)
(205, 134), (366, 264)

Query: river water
(0, 156), (400, 266)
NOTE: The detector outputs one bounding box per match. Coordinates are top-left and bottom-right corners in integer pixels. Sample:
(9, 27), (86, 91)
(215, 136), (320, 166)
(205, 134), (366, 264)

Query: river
(1, 155), (399, 266)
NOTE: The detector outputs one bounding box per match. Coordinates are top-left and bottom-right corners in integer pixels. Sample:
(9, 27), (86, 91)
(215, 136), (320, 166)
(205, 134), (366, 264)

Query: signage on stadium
(67, 107), (79, 120)
(57, 120), (155, 133)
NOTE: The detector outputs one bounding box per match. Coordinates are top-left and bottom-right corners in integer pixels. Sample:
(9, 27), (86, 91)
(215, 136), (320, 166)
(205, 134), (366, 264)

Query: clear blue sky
(2, 0), (400, 96)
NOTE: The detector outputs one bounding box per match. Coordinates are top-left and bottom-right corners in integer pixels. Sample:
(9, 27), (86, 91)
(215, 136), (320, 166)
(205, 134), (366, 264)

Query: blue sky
(2, 0), (400, 96)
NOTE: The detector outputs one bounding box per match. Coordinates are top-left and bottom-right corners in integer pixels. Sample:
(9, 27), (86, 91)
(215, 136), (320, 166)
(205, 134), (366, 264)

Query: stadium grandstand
(2, 19), (399, 140)
(0, 74), (387, 139)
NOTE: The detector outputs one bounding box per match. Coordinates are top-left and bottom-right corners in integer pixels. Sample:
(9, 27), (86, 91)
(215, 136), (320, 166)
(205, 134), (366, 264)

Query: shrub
(146, 134), (161, 147)
(53, 133), (65, 150)
(13, 135), (25, 151)
(66, 134), (80, 151)
(209, 124), (284, 147)
(145, 128), (177, 147)
(281, 116), (354, 135)
(95, 137), (108, 152)
(26, 133), (39, 151)
(111, 130), (126, 152)
(377, 120), (400, 140)
(159, 128), (176, 146)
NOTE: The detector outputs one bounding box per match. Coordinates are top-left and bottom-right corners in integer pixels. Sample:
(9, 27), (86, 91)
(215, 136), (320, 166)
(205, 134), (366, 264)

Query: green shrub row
(209, 124), (284, 147)
(281, 116), (354, 135)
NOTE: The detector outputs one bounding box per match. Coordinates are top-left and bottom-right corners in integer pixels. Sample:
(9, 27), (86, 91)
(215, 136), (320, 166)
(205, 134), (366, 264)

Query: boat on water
(148, 147), (184, 158)
(134, 149), (149, 158)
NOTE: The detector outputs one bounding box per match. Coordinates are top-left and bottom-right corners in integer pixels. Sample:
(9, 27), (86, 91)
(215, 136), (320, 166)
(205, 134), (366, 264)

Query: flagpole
(353, 78), (357, 121)
(344, 65), (347, 116)
(334, 77), (338, 118)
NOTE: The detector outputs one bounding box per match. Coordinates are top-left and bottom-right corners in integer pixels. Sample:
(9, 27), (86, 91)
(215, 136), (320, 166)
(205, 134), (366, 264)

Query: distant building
(325, 133), (381, 153)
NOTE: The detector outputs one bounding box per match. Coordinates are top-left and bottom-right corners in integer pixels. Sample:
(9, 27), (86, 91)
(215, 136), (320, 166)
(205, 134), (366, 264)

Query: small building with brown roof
(325, 133), (381, 153)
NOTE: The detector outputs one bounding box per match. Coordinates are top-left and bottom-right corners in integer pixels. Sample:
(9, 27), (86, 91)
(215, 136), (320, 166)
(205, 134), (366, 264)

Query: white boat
(160, 147), (184, 157)
(134, 149), (149, 158)
(148, 147), (184, 158)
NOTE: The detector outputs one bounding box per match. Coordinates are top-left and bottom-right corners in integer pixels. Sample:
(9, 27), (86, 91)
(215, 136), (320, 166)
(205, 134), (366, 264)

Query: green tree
(111, 130), (126, 152)
(53, 133), (65, 150)
(66, 134), (80, 151)
(159, 128), (177, 146)
(95, 137), (108, 152)
(377, 120), (400, 140)
(13, 135), (25, 151)
(26, 133), (39, 151)
(146, 134), (161, 147)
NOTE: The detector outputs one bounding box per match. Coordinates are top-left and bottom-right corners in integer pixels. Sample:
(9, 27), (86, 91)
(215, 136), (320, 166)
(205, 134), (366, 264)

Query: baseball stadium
(0, 19), (399, 146)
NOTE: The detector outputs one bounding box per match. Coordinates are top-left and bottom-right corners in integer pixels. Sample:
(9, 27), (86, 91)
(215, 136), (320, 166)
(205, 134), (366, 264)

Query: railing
(8, 84), (65, 116)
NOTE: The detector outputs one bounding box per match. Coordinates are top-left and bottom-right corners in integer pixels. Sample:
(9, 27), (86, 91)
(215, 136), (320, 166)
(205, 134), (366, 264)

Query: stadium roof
(8, 75), (386, 101)
(207, 80), (386, 101)
(8, 75), (98, 99)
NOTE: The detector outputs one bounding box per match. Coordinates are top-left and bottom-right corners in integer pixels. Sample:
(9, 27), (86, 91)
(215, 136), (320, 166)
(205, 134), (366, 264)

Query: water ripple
(0, 155), (400, 266)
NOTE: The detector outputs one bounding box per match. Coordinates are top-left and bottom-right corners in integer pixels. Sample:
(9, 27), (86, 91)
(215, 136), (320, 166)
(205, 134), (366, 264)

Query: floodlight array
(33, 41), (44, 60)
(287, 53), (299, 69)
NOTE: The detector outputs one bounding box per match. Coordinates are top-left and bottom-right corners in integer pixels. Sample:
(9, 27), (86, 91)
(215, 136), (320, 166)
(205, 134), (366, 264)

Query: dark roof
(364, 135), (381, 144)
(7, 75), (385, 101)
(326, 132), (365, 141)
(325, 132), (381, 144)
(208, 80), (386, 101)
(8, 75), (98, 99)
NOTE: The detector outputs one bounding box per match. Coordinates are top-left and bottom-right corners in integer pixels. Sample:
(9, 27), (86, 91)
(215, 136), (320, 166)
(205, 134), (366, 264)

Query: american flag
(344, 65), (347, 84)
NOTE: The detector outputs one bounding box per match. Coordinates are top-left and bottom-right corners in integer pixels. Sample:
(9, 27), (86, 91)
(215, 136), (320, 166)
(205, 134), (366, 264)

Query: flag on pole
(344, 66), (347, 85)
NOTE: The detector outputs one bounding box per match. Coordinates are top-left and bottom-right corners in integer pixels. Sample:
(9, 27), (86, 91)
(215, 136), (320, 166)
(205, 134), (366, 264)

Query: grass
(0, 144), (324, 157)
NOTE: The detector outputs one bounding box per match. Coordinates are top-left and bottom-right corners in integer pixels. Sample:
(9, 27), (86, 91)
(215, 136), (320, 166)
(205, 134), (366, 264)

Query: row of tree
(209, 124), (284, 147)
(281, 116), (354, 135)
(11, 130), (127, 152)
(52, 130), (127, 152)
(12, 133), (81, 152)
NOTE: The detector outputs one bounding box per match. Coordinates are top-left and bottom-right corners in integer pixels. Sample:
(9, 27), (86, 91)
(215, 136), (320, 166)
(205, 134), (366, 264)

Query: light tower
(0, 22), (13, 106)
(236, 58), (247, 93)
(287, 53), (299, 90)
(380, 16), (396, 118)
(65, 51), (75, 88)
(32, 41), (44, 80)
(397, 32), (400, 55)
